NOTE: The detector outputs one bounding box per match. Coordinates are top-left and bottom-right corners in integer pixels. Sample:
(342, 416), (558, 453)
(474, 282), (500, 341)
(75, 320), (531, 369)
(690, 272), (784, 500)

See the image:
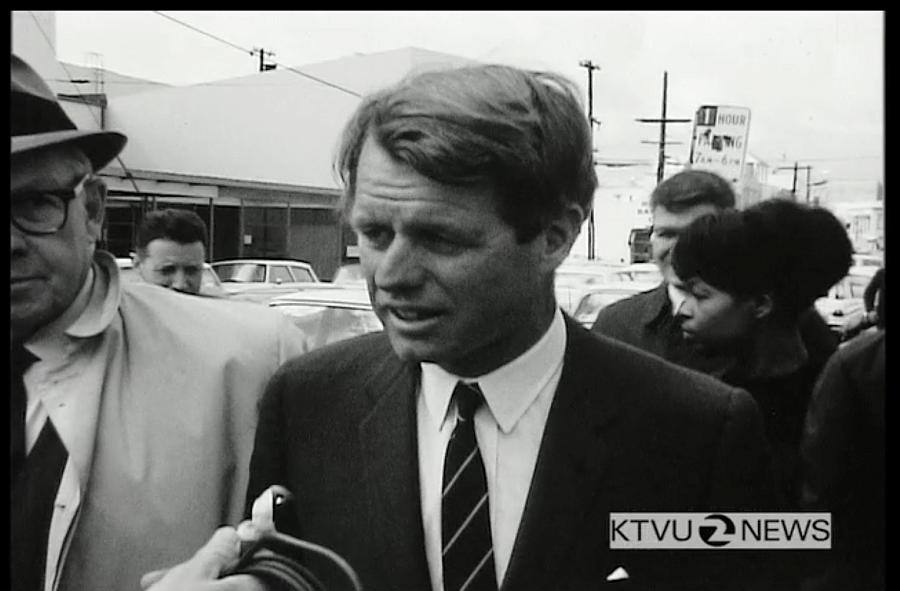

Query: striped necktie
(441, 382), (497, 591)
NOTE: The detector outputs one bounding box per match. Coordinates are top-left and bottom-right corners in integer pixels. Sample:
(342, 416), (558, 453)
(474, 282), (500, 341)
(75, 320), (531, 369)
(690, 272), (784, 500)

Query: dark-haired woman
(670, 199), (853, 508)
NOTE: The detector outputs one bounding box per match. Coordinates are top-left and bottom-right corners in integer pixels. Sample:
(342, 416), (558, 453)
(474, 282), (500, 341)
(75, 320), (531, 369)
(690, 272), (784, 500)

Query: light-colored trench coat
(27, 252), (308, 591)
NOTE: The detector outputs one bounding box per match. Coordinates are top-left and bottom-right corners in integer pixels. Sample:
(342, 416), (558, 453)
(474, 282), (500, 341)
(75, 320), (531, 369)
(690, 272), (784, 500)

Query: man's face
(677, 278), (758, 346)
(349, 136), (557, 377)
(650, 203), (722, 283)
(11, 147), (101, 343)
(135, 239), (205, 294)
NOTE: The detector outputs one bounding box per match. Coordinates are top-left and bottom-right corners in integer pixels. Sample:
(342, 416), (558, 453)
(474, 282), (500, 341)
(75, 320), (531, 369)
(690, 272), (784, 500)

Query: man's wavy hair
(136, 208), (208, 254)
(334, 64), (597, 243)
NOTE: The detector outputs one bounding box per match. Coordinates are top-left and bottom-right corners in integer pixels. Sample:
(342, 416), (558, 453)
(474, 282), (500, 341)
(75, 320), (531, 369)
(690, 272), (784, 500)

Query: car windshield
(202, 268), (223, 289)
(214, 263), (265, 283)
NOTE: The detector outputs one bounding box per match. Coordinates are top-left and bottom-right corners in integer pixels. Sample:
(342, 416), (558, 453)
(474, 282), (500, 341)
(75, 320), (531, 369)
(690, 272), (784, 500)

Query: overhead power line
(27, 11), (141, 195)
(152, 11), (360, 97)
(765, 156), (882, 163)
(153, 11), (251, 54)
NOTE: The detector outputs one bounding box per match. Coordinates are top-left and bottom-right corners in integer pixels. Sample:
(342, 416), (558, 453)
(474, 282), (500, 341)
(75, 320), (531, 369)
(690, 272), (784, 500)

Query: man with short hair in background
(10, 54), (307, 591)
(134, 208), (208, 295)
(592, 170), (738, 370)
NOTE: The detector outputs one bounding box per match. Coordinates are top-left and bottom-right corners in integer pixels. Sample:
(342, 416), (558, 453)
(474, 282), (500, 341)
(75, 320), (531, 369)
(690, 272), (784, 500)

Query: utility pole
(253, 47), (277, 72)
(774, 163), (812, 202)
(805, 165), (813, 204)
(579, 59), (601, 260)
(635, 71), (691, 184)
(792, 162), (799, 197)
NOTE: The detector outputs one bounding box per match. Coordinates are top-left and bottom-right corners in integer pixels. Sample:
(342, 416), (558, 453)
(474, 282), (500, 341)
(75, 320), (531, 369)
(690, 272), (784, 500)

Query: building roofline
(101, 166), (342, 195)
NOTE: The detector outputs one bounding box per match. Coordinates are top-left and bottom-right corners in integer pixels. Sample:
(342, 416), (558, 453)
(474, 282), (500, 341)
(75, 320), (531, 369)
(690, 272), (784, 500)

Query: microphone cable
(228, 530), (363, 591)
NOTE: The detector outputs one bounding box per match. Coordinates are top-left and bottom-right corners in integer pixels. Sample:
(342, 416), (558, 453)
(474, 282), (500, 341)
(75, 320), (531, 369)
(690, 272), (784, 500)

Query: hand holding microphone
(140, 485), (362, 591)
(140, 526), (266, 591)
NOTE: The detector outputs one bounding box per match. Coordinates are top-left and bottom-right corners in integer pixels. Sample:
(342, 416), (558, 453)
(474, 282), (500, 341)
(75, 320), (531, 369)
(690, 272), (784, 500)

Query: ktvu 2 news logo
(609, 513), (831, 549)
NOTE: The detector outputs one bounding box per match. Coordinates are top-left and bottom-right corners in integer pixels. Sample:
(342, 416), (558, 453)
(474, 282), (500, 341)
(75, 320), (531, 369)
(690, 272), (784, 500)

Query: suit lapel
(358, 352), (431, 589)
(502, 319), (621, 589)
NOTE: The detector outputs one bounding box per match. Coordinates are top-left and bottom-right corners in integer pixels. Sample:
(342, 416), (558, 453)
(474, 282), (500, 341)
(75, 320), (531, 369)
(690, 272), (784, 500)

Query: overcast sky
(53, 10), (884, 190)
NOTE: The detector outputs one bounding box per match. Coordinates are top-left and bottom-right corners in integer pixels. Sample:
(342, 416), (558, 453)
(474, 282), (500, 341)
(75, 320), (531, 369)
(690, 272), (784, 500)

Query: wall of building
(826, 201), (884, 254)
(289, 209), (345, 280)
(13, 14), (487, 276)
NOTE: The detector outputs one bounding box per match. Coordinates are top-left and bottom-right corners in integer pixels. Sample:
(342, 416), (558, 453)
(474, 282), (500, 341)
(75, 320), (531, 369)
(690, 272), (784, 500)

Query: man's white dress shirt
(417, 308), (567, 590)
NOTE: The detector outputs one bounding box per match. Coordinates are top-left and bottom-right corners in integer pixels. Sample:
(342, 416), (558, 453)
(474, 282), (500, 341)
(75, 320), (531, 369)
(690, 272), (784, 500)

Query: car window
(289, 267), (316, 282)
(269, 265), (294, 284)
(215, 263), (265, 283)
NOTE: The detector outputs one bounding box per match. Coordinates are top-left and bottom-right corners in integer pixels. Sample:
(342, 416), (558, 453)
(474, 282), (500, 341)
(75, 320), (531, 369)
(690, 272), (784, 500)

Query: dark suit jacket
(593, 284), (838, 512)
(247, 317), (781, 591)
(799, 329), (885, 590)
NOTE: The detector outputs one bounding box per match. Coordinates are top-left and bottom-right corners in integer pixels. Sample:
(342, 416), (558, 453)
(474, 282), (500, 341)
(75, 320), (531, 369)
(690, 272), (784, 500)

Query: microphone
(226, 485), (363, 591)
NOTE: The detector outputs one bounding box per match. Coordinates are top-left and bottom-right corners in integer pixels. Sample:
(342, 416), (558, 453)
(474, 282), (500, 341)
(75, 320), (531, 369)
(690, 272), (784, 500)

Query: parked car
(813, 266), (876, 342)
(851, 252), (883, 269)
(610, 262), (662, 284)
(332, 262), (366, 285)
(814, 295), (865, 344)
(628, 226), (653, 263)
(554, 259), (624, 313)
(269, 284), (382, 351)
(115, 257), (230, 298)
(211, 258), (320, 304)
(570, 281), (658, 328)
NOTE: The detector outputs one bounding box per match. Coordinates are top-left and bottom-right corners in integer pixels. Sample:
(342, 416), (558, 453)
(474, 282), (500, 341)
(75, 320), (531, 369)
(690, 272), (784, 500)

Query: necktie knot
(453, 382), (484, 423)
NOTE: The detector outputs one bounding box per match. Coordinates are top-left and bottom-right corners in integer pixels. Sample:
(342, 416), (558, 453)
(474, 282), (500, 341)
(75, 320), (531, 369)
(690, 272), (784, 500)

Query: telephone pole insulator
(253, 47), (277, 72)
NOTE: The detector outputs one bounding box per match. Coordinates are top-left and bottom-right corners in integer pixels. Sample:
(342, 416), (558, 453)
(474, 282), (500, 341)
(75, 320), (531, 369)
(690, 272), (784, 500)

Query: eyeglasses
(11, 175), (89, 236)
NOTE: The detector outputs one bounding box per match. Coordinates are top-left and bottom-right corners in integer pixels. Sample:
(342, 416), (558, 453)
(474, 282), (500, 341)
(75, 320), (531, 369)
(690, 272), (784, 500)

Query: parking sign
(688, 105), (751, 183)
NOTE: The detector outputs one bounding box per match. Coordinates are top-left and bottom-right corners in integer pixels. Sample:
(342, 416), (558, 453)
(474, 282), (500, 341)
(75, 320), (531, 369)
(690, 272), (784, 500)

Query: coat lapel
(502, 319), (621, 589)
(358, 353), (432, 589)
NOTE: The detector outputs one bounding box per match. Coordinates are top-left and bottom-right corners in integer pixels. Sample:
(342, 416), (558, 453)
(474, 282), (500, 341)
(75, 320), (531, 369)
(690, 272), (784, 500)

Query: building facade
(13, 11), (473, 279)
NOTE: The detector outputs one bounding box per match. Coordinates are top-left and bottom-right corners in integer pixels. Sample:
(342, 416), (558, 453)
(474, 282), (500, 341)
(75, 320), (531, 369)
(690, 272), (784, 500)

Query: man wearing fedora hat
(11, 54), (308, 591)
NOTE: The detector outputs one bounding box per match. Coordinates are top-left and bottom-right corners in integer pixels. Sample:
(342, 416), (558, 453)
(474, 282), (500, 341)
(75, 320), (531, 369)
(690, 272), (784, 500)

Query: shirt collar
(26, 251), (123, 362)
(420, 307), (566, 434)
(667, 281), (689, 316)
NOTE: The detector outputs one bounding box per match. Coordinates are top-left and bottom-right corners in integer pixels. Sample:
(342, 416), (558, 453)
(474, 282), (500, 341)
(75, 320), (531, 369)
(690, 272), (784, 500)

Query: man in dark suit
(147, 65), (781, 591)
(242, 65), (782, 591)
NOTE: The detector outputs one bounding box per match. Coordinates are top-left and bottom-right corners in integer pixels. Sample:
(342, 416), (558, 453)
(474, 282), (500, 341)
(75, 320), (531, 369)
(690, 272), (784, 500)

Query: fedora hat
(11, 53), (127, 172)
